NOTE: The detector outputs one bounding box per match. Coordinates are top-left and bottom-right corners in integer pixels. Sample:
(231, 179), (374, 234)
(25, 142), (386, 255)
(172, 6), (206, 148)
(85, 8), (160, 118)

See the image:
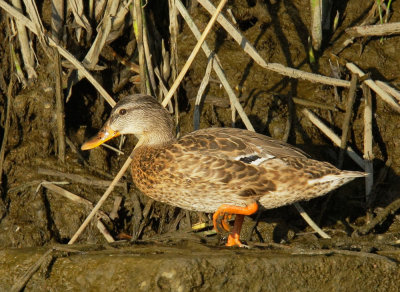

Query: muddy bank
(1, 242), (399, 292)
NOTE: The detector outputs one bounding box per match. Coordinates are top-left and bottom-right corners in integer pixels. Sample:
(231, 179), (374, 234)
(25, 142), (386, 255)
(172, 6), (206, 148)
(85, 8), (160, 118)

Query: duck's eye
(119, 109), (127, 115)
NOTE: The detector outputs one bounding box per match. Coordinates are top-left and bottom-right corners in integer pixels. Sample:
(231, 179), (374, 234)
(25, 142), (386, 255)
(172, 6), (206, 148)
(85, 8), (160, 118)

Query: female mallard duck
(82, 94), (365, 247)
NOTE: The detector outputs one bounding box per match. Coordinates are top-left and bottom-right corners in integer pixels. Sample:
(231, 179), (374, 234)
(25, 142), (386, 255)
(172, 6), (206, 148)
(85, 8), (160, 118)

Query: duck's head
(81, 94), (175, 150)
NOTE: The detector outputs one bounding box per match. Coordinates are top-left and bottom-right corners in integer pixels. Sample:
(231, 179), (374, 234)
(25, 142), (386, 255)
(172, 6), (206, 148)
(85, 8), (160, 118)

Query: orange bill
(81, 124), (120, 150)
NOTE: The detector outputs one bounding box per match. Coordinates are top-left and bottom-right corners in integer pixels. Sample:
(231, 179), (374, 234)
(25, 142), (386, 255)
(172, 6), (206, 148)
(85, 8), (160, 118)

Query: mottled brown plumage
(82, 94), (366, 246)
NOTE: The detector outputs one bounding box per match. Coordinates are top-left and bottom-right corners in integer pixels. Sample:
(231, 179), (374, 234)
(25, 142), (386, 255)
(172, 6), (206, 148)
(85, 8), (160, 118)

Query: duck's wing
(177, 127), (309, 164)
(153, 127), (307, 201)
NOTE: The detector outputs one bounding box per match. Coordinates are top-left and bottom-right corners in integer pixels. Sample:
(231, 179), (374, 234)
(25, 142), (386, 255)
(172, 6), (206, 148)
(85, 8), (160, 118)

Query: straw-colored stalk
(302, 108), (365, 170)
(12, 0), (36, 80)
(310, 0), (323, 51)
(198, 0), (349, 88)
(346, 62), (400, 113)
(362, 84), (374, 201)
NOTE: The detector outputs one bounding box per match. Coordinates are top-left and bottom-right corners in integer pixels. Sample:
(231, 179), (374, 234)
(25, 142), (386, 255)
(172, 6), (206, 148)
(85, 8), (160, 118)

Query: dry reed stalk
(293, 202), (330, 239)
(133, 0), (147, 94)
(96, 220), (115, 243)
(346, 62), (400, 113)
(41, 182), (111, 222)
(110, 1), (133, 42)
(68, 0), (92, 41)
(54, 51), (66, 162)
(0, 76), (15, 185)
(37, 168), (126, 189)
(11, 0), (36, 80)
(333, 2), (381, 55)
(10, 248), (54, 292)
(65, 0), (124, 98)
(292, 97), (337, 111)
(338, 73), (358, 169)
(80, 0), (118, 70)
(23, 0), (51, 56)
(10, 41), (27, 86)
(51, 4), (66, 162)
(310, 0), (323, 51)
(68, 135), (147, 244)
(41, 182), (115, 243)
(168, 0), (180, 129)
(375, 80), (400, 102)
(197, 0), (350, 88)
(51, 0), (63, 41)
(161, 0), (228, 107)
(0, 0), (116, 106)
(100, 143), (124, 155)
(134, 198), (154, 240)
(356, 196), (400, 237)
(94, 0), (107, 21)
(175, 0), (254, 131)
(143, 19), (157, 95)
(109, 196), (123, 220)
(194, 55), (213, 130)
(346, 22), (400, 37)
(154, 67), (170, 98)
(362, 84), (374, 202)
(302, 108), (365, 170)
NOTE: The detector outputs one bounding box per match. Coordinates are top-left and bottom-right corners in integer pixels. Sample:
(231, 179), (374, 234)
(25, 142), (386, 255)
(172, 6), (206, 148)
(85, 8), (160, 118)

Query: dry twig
(346, 63), (400, 113)
(10, 248), (54, 292)
(11, 246), (82, 292)
(293, 202), (330, 239)
(338, 74), (359, 169)
(356, 197), (400, 236)
(142, 15), (157, 95)
(40, 181), (112, 221)
(175, 0), (255, 131)
(194, 55), (213, 130)
(346, 22), (400, 37)
(134, 198), (154, 240)
(302, 108), (365, 170)
(292, 97), (337, 111)
(362, 83), (374, 201)
(0, 77), (15, 185)
(133, 0), (147, 94)
(40, 181), (115, 242)
(162, 0), (228, 107)
(375, 80), (400, 103)
(197, 0), (350, 88)
(0, 0), (116, 106)
(11, 0), (36, 80)
(68, 134), (147, 244)
(37, 168), (126, 190)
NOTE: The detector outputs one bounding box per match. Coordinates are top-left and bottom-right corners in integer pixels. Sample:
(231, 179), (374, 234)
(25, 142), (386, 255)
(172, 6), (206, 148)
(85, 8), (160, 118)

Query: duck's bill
(81, 124), (120, 150)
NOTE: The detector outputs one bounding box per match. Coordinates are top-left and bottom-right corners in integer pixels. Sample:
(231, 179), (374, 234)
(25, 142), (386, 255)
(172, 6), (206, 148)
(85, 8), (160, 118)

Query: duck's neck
(136, 126), (177, 147)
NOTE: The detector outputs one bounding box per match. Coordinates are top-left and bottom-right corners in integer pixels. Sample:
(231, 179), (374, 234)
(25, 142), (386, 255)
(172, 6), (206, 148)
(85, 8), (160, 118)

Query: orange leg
(226, 214), (244, 247)
(212, 202), (258, 247)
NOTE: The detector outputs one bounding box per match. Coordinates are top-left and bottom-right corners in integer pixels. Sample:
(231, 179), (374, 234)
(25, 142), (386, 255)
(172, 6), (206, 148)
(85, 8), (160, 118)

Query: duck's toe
(212, 210), (231, 233)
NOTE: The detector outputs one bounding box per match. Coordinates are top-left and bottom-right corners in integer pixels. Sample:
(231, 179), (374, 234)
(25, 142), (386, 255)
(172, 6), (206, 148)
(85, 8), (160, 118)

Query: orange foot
(212, 202), (258, 247)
